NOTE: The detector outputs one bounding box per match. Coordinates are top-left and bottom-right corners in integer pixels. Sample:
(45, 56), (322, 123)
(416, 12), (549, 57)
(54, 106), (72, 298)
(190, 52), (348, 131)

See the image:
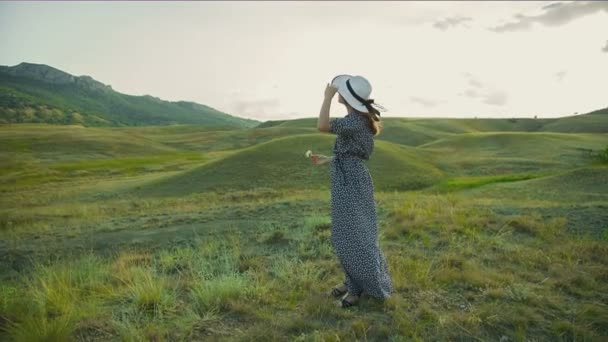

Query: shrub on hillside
(597, 146), (608, 164)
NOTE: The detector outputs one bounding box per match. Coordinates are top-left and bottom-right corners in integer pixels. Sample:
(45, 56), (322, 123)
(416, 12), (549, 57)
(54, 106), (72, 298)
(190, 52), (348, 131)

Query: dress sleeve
(329, 116), (358, 136)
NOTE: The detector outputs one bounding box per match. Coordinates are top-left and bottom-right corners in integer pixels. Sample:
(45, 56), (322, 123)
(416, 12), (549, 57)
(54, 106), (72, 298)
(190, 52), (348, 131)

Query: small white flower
(305, 150), (312, 158)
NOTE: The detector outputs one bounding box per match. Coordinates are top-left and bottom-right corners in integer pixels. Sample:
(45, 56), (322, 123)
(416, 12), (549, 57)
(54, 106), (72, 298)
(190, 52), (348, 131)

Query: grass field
(0, 112), (607, 341)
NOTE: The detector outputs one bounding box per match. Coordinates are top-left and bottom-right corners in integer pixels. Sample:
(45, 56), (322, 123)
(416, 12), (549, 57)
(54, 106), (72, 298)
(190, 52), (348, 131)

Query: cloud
(462, 72), (483, 88)
(602, 40), (608, 53)
(433, 16), (472, 30)
(481, 91), (508, 106)
(410, 96), (440, 107)
(542, 2), (564, 11)
(468, 78), (483, 88)
(554, 70), (567, 81)
(232, 98), (281, 119)
(461, 88), (508, 106)
(491, 1), (608, 33)
(460, 73), (508, 106)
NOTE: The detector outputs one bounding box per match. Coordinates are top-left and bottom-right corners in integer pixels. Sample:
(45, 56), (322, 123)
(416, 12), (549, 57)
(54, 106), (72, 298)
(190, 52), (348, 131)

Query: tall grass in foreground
(1, 193), (607, 341)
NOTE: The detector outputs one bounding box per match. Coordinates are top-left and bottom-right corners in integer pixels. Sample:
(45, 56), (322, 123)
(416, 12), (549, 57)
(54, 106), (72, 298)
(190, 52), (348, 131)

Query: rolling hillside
(539, 107), (608, 133)
(471, 166), (608, 200)
(257, 108), (608, 147)
(0, 62), (259, 128)
(0, 124), (205, 190)
(419, 132), (607, 175)
(1, 105), (607, 342)
(3, 112), (605, 195)
(420, 132), (606, 159)
(133, 134), (444, 196)
(113, 125), (317, 152)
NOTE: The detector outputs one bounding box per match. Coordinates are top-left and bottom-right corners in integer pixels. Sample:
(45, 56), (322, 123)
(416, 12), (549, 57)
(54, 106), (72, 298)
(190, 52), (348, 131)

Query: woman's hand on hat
(324, 83), (337, 99)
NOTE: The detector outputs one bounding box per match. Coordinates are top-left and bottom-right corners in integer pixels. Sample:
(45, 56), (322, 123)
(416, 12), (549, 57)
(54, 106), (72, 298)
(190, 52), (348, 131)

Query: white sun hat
(331, 74), (387, 116)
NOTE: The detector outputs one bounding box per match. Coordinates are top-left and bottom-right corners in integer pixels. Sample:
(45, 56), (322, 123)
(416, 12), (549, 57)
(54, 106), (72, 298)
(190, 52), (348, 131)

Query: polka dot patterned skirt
(330, 156), (393, 300)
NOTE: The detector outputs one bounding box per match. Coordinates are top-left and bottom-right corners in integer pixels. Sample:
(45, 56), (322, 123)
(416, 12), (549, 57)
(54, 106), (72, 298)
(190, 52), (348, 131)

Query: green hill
(115, 125), (317, 152)
(134, 134), (444, 196)
(420, 132), (606, 159)
(257, 117), (470, 146)
(375, 119), (458, 146)
(1, 124), (179, 162)
(461, 165), (608, 235)
(3, 109), (606, 194)
(373, 117), (548, 146)
(257, 108), (608, 147)
(539, 107), (608, 133)
(0, 62), (259, 128)
(514, 166), (608, 196)
(0, 124), (206, 189)
(418, 132), (607, 175)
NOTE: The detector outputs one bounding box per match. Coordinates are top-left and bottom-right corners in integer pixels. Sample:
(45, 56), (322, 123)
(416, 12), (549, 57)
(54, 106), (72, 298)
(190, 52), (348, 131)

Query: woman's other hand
(324, 83), (337, 100)
(310, 154), (331, 166)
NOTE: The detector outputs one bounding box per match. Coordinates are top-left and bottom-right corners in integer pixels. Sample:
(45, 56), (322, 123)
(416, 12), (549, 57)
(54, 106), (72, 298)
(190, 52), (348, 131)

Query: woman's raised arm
(318, 83), (337, 132)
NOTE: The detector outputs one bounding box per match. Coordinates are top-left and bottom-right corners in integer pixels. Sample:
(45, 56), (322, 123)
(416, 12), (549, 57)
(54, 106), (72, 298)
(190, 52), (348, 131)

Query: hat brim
(331, 74), (370, 113)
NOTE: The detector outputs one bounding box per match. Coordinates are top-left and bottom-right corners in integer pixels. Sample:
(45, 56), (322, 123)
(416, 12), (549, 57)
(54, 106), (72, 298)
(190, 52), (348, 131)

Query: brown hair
(340, 95), (382, 136)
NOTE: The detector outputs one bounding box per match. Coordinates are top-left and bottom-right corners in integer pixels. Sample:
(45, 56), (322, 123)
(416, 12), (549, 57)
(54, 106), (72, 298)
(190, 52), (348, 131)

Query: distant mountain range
(0, 62), (260, 128)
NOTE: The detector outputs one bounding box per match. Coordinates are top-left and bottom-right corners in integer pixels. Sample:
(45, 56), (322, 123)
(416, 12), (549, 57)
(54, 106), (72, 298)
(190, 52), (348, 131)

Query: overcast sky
(1, 1), (607, 121)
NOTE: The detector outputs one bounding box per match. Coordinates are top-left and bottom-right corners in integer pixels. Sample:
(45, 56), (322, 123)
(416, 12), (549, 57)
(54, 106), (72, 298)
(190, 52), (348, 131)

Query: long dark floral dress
(328, 111), (392, 299)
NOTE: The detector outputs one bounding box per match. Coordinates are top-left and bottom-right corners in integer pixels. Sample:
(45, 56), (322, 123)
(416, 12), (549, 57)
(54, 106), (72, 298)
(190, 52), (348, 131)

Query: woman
(312, 74), (393, 308)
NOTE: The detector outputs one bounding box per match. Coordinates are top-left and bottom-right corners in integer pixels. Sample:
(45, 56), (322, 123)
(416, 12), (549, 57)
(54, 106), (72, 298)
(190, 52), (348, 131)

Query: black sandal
(341, 294), (360, 308)
(330, 284), (348, 298)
